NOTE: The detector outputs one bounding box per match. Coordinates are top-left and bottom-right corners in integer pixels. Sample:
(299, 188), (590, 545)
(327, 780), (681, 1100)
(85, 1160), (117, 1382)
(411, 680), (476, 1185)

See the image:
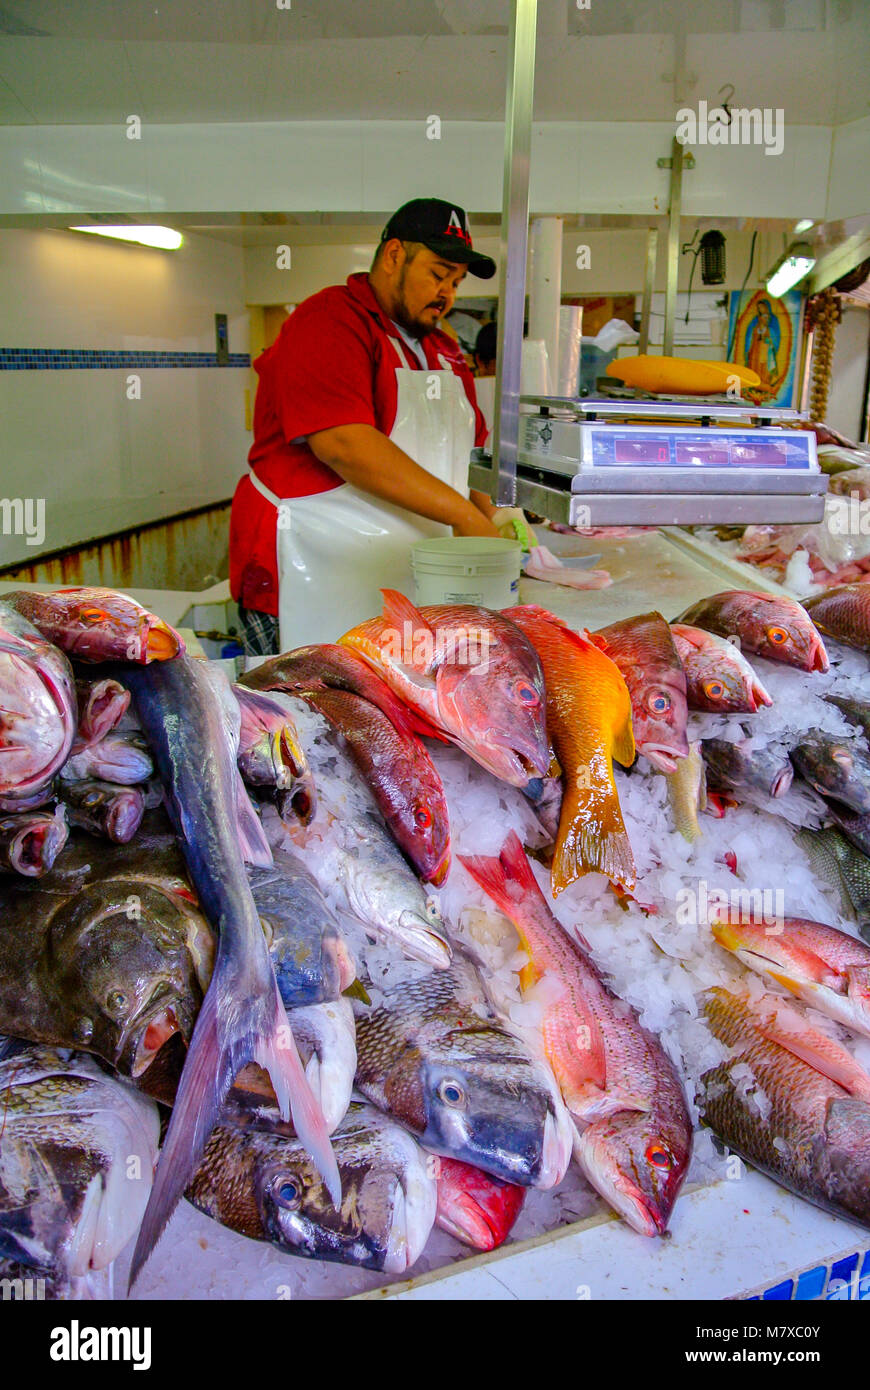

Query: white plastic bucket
(411, 537), (522, 609)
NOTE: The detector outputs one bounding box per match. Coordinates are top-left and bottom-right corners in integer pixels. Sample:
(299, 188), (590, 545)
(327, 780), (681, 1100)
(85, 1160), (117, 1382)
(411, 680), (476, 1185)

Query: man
(230, 197), (507, 655)
(473, 320), (498, 376)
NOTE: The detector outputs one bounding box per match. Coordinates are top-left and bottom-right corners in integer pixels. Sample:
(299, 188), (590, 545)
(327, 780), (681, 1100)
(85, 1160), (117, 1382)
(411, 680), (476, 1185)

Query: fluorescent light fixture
(794, 218), (814, 234)
(69, 225), (184, 250)
(765, 242), (815, 297)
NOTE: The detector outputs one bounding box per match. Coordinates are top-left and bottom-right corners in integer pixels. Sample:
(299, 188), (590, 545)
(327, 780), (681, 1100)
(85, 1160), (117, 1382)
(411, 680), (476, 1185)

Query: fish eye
(646, 1143), (673, 1170)
(513, 680), (539, 708)
(80, 606), (109, 626)
(275, 1179), (301, 1209)
(832, 748), (852, 766)
(704, 680), (725, 699)
(438, 1078), (466, 1107)
(648, 690), (671, 714)
(414, 806), (433, 830)
(106, 990), (127, 1014)
(82, 790), (103, 808)
(767, 626), (789, 645)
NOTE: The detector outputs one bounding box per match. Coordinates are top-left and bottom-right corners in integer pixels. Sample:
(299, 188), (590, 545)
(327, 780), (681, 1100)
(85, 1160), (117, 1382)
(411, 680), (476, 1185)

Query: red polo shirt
(229, 272), (488, 616)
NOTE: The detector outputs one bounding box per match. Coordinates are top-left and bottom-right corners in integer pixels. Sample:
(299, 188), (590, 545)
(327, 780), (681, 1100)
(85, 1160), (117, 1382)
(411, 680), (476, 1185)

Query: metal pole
(528, 216), (563, 395)
(492, 0), (537, 505)
(662, 137), (684, 357)
(638, 226), (658, 356)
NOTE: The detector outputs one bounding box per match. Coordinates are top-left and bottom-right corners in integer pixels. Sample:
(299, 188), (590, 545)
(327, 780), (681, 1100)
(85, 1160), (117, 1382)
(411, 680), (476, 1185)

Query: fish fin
(552, 803), (636, 896)
(128, 962), (338, 1289)
(751, 997), (870, 1101)
(612, 717), (636, 770)
(846, 965), (870, 1005)
(380, 590), (434, 638)
(234, 770), (273, 868)
(588, 632), (609, 652)
(460, 830), (546, 921)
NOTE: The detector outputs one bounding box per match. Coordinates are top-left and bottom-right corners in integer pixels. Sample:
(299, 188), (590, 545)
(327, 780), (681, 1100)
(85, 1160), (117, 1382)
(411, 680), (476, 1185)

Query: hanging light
(765, 242), (816, 297)
(69, 225), (184, 250)
(699, 230), (726, 285)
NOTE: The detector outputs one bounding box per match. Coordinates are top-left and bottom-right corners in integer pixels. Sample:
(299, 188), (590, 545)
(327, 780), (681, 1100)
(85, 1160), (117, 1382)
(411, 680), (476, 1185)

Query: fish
(60, 733), (154, 786)
(58, 779), (145, 844)
(524, 545), (612, 590)
(798, 826), (870, 939)
(804, 585), (870, 652)
(111, 653), (339, 1285)
(232, 685), (317, 826)
(790, 734), (870, 814)
(0, 804), (68, 876)
(505, 605), (636, 893)
(0, 1037), (159, 1284)
(433, 1156), (525, 1250)
(675, 590), (829, 671)
(239, 642), (436, 741)
(74, 677), (131, 747)
(460, 832), (691, 1236)
(711, 913), (870, 1038)
(340, 590), (550, 786)
(294, 685), (450, 885)
(285, 998), (357, 1133)
(0, 822), (210, 1078)
(824, 693), (870, 744)
(670, 623), (772, 714)
(592, 612), (689, 773)
(699, 988), (870, 1230)
(187, 1099), (436, 1274)
(0, 600), (77, 802)
(354, 960), (573, 1189)
(666, 741), (707, 842)
(3, 587), (184, 663)
(701, 736), (794, 801)
(250, 850), (356, 1009)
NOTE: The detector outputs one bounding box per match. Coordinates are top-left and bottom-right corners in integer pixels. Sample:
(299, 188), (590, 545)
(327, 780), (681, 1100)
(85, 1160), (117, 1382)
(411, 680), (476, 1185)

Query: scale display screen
(588, 427), (815, 471)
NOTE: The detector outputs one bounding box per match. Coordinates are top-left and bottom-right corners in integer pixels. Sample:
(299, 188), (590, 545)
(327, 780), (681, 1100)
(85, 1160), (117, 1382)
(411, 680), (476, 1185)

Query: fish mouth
(574, 1127), (671, 1237)
(424, 845), (451, 888)
(397, 910), (453, 969)
(325, 934), (357, 995)
(537, 1108), (573, 1189)
(143, 619), (183, 663)
(129, 1003), (183, 1077)
(770, 765), (793, 798)
(809, 636), (830, 672)
(8, 814), (67, 875)
(641, 744), (686, 775)
(384, 1172), (435, 1274)
(437, 1195), (499, 1251)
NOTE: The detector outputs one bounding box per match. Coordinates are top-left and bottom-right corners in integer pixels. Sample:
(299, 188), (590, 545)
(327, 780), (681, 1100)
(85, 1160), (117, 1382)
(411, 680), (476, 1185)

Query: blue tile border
(747, 1248), (870, 1300)
(0, 348), (251, 370)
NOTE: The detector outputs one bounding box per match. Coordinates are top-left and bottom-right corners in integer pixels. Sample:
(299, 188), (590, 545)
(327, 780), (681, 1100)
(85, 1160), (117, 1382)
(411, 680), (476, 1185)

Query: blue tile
(762, 1280), (794, 1300)
(794, 1266), (828, 1300)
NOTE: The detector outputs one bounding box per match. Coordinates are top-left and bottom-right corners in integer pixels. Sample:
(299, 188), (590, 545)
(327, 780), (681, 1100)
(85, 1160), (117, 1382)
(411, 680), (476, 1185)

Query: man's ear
(379, 237), (405, 274)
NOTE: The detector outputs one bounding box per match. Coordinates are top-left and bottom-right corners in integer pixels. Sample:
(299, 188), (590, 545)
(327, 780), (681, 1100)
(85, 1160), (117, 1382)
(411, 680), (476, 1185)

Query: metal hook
(718, 83), (735, 124)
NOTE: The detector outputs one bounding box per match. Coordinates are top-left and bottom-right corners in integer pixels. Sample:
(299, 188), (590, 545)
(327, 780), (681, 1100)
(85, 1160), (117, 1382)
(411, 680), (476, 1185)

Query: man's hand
(452, 507), (501, 538)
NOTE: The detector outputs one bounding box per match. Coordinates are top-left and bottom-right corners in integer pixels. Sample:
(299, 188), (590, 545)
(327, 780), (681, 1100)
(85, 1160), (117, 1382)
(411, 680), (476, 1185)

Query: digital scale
(470, 397), (827, 528)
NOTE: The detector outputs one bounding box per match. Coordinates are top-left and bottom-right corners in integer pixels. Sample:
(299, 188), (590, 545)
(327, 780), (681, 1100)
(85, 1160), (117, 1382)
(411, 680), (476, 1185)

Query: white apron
(248, 335), (476, 650)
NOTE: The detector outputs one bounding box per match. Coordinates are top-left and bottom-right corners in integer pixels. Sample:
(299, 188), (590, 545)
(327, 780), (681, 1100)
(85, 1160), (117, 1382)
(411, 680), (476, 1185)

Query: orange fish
(505, 605), (636, 894)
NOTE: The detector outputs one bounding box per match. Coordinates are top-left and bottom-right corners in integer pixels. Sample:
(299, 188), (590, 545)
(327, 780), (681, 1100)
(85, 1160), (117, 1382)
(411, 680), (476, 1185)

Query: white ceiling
(0, 0), (868, 126)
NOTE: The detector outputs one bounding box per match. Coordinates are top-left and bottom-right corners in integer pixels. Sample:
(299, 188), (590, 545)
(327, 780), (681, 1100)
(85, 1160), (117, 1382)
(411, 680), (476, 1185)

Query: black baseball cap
(380, 198), (497, 280)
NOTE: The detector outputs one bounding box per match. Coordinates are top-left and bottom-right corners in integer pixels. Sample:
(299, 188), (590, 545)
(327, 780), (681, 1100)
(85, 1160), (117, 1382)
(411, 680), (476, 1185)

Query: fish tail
(552, 798), (636, 896)
(460, 830), (547, 917)
(128, 950), (338, 1289)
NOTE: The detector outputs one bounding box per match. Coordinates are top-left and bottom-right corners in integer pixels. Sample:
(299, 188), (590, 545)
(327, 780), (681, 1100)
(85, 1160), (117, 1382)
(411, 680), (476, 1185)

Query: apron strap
(247, 466), (282, 508)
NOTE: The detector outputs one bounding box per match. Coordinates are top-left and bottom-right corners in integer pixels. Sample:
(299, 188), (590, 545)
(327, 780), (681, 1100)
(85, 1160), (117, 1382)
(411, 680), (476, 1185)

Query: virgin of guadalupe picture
(727, 287), (802, 406)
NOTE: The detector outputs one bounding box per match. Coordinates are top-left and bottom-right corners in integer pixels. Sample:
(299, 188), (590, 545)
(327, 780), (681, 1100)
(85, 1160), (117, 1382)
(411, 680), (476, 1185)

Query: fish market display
(670, 624), (772, 714)
(699, 989), (870, 1231)
(505, 605), (636, 893)
(3, 587), (184, 663)
(354, 960), (573, 1189)
(0, 600), (77, 805)
(0, 824), (209, 1077)
(294, 685), (450, 885)
(433, 1157), (525, 1251)
(804, 584), (870, 652)
(250, 850), (356, 1009)
(0, 805), (68, 875)
(341, 590), (550, 786)
(460, 833), (692, 1235)
(0, 1037), (159, 1288)
(675, 590), (829, 671)
(592, 612), (688, 773)
(233, 685), (317, 825)
(114, 654), (338, 1285)
(58, 779), (145, 844)
(711, 913), (870, 1037)
(187, 1099), (435, 1274)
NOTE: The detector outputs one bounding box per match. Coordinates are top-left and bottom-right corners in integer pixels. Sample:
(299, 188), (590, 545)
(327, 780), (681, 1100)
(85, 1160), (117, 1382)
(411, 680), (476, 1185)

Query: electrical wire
(726, 229), (757, 361)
